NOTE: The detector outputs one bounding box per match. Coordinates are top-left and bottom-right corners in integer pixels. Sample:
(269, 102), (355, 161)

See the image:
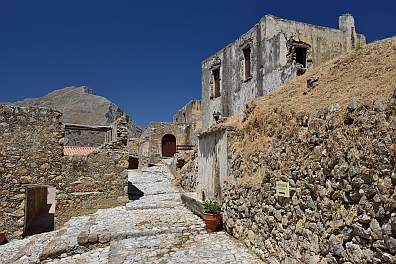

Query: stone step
(131, 182), (179, 195)
(126, 193), (182, 210)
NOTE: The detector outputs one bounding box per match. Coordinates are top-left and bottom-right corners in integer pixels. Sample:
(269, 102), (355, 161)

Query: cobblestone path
(0, 163), (262, 264)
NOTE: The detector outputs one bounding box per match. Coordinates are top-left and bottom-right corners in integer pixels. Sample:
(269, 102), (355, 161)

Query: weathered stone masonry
(219, 94), (396, 263)
(139, 100), (202, 167)
(0, 104), (129, 239)
(0, 105), (63, 238)
(201, 14), (365, 131)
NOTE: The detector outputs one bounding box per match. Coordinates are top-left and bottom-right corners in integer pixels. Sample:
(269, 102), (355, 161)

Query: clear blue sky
(0, 1), (395, 127)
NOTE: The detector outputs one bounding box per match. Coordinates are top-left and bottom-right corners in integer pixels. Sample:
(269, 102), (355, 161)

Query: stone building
(0, 104), (129, 240)
(139, 122), (192, 167)
(201, 14), (365, 131)
(64, 123), (113, 147)
(139, 100), (202, 167)
(173, 100), (202, 145)
(173, 100), (202, 128)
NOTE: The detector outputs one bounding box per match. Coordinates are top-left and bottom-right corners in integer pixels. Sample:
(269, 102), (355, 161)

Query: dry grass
(224, 37), (396, 185)
(249, 37), (396, 118)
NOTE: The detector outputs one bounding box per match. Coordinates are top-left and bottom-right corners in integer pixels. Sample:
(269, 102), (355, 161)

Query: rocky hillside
(14, 86), (142, 138)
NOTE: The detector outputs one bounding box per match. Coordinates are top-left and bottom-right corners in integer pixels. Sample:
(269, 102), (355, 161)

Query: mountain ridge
(13, 86), (142, 138)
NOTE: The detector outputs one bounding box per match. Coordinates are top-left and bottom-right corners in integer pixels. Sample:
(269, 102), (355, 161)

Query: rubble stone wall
(0, 105), (64, 238)
(139, 122), (192, 167)
(173, 100), (202, 145)
(173, 100), (202, 128)
(170, 150), (199, 192)
(64, 129), (106, 147)
(57, 115), (129, 226)
(221, 93), (396, 263)
(128, 138), (140, 157)
(57, 148), (128, 227)
(0, 105), (129, 239)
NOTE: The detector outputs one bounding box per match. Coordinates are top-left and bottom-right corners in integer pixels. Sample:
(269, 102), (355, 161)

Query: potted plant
(202, 200), (222, 232)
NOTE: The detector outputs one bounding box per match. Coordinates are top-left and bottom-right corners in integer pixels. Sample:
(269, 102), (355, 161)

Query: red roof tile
(63, 146), (97, 156)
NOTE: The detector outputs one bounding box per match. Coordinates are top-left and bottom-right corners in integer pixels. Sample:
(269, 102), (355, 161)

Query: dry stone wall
(64, 129), (106, 147)
(0, 105), (64, 238)
(57, 115), (129, 227)
(0, 105), (129, 239)
(221, 92), (396, 263)
(170, 150), (199, 192)
(139, 122), (191, 167)
(57, 148), (128, 226)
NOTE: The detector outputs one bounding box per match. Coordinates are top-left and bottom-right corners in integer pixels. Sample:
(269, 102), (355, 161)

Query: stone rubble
(0, 163), (262, 264)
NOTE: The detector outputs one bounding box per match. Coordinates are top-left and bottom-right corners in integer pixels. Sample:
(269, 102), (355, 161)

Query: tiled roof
(63, 146), (97, 156)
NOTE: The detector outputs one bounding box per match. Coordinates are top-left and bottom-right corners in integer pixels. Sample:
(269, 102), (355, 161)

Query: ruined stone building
(139, 100), (202, 167)
(173, 100), (202, 146)
(201, 14), (365, 131)
(0, 104), (129, 239)
(197, 14), (366, 201)
(64, 123), (115, 147)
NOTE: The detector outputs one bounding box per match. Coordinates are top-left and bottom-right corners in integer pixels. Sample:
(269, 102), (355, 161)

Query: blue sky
(0, 1), (395, 127)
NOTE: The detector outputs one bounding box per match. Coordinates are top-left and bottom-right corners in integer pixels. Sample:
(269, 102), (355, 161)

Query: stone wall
(0, 105), (64, 238)
(197, 128), (230, 202)
(139, 122), (193, 167)
(64, 129), (106, 147)
(128, 138), (140, 157)
(173, 100), (202, 128)
(201, 14), (366, 131)
(220, 93), (396, 263)
(0, 105), (129, 239)
(173, 100), (202, 145)
(170, 150), (199, 192)
(57, 148), (128, 227)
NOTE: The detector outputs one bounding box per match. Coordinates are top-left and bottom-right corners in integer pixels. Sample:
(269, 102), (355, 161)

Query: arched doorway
(162, 134), (176, 157)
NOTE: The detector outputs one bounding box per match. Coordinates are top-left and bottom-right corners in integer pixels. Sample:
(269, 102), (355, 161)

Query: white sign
(276, 181), (290, 198)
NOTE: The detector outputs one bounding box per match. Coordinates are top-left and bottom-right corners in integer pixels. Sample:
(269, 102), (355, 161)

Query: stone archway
(162, 134), (176, 157)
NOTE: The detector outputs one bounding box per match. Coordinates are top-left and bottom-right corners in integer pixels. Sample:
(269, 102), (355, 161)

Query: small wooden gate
(162, 134), (176, 157)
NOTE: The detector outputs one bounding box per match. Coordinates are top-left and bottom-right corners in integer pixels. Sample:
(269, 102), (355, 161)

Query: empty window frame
(243, 46), (252, 80)
(294, 46), (307, 68)
(212, 68), (221, 98)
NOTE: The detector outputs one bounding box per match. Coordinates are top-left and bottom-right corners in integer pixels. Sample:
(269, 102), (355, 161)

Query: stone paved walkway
(0, 162), (262, 264)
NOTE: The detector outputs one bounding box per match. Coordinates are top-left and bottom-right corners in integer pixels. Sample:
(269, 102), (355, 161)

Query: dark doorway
(128, 157), (139, 169)
(162, 134), (176, 157)
(295, 46), (307, 68)
(23, 185), (54, 237)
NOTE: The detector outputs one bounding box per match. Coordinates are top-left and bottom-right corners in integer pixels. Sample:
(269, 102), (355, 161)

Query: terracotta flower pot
(203, 212), (222, 233)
